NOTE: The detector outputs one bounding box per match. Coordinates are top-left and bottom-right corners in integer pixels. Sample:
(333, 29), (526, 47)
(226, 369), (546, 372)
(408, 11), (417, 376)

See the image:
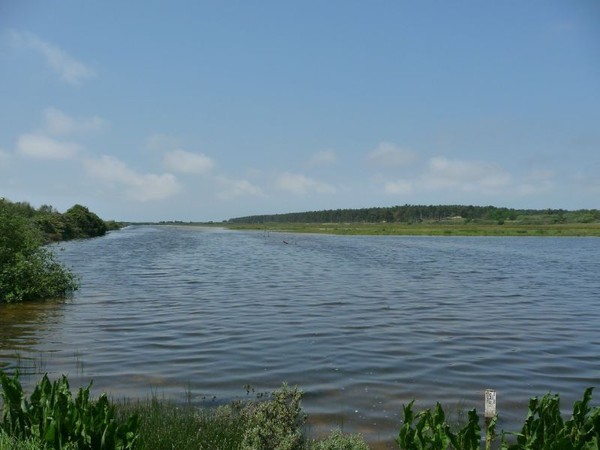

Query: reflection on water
(0, 299), (68, 375)
(1, 226), (599, 448)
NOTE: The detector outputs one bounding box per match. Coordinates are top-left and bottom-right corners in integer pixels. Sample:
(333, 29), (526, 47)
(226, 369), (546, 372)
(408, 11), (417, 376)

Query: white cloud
(366, 142), (418, 167)
(164, 150), (215, 174)
(17, 133), (80, 159)
(9, 30), (96, 85)
(309, 149), (337, 166)
(423, 156), (512, 192)
(276, 172), (336, 195)
(44, 107), (105, 135)
(216, 176), (265, 199)
(384, 179), (413, 195)
(84, 155), (181, 201)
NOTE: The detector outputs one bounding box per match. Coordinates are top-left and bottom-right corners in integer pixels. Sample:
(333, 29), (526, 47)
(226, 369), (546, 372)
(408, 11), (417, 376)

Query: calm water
(1, 226), (599, 447)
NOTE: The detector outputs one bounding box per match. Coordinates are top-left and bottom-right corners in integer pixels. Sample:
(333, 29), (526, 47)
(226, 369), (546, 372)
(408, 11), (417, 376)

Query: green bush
(0, 371), (139, 450)
(239, 383), (306, 450)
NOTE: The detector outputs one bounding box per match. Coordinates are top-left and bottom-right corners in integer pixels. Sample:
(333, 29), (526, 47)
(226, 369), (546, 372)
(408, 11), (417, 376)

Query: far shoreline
(219, 221), (600, 237)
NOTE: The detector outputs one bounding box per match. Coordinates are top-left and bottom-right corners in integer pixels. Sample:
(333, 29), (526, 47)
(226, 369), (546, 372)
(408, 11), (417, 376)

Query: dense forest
(228, 204), (600, 225)
(0, 198), (119, 302)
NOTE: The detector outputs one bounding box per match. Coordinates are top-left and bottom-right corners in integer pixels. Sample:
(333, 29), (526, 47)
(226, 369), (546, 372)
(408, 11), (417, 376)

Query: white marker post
(484, 389), (497, 450)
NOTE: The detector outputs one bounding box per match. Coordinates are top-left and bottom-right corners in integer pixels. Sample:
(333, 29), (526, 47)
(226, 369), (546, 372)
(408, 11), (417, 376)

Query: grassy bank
(2, 372), (599, 449)
(0, 371), (367, 450)
(224, 221), (600, 237)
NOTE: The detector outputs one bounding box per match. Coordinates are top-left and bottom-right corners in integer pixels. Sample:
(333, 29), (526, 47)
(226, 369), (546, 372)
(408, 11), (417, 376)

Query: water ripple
(2, 227), (599, 447)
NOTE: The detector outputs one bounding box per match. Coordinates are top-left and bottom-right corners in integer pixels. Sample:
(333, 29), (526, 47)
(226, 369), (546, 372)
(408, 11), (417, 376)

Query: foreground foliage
(398, 388), (600, 450)
(398, 401), (486, 450)
(0, 371), (139, 449)
(502, 388), (600, 450)
(2, 372), (598, 449)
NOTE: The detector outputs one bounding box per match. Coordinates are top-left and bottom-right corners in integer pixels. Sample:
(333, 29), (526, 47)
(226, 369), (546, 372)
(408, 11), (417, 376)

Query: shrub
(310, 429), (369, 450)
(239, 383), (306, 450)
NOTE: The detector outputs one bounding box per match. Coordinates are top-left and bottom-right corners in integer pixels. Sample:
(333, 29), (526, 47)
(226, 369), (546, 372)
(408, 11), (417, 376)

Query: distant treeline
(228, 205), (600, 225)
(0, 198), (121, 243)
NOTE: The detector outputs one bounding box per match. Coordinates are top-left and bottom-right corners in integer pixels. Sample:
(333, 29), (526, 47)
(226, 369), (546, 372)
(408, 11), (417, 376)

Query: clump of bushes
(0, 198), (120, 303)
(0, 203), (78, 303)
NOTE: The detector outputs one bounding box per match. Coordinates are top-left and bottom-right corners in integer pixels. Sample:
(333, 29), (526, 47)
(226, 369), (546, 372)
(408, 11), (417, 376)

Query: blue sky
(1, 1), (599, 221)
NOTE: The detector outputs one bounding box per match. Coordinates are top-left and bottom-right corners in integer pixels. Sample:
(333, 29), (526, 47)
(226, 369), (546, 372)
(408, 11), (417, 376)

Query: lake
(1, 226), (599, 447)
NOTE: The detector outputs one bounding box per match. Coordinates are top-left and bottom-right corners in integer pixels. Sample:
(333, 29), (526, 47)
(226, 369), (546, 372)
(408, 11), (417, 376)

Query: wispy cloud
(574, 170), (600, 194)
(9, 30), (95, 85)
(0, 148), (11, 168)
(377, 154), (557, 200)
(17, 133), (81, 159)
(366, 142), (418, 167)
(216, 176), (265, 199)
(384, 179), (413, 195)
(146, 133), (182, 151)
(276, 172), (336, 195)
(515, 169), (555, 196)
(422, 156), (512, 193)
(44, 107), (105, 136)
(84, 155), (181, 201)
(309, 149), (337, 166)
(14, 108), (104, 160)
(163, 149), (216, 174)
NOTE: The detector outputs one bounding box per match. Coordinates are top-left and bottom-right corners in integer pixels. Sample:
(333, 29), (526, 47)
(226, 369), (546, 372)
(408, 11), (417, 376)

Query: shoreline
(222, 221), (600, 237)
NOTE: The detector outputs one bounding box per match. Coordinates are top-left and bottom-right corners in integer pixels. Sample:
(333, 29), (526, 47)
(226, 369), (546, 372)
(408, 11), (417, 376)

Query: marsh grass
(116, 397), (247, 450)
